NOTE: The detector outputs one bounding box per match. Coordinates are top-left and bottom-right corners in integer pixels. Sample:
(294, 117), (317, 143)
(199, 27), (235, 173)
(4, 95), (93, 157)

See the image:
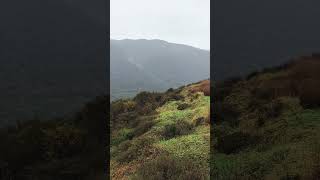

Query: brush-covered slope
(110, 39), (210, 100)
(212, 55), (320, 179)
(0, 96), (107, 180)
(110, 80), (210, 179)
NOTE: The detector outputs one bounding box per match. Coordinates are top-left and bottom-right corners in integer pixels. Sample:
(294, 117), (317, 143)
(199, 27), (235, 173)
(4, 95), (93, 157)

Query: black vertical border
(106, 0), (111, 179)
(210, 0), (214, 179)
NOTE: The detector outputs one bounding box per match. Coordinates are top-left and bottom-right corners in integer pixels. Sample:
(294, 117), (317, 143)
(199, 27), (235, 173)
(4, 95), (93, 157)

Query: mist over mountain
(213, 0), (320, 80)
(0, 0), (107, 125)
(110, 39), (210, 100)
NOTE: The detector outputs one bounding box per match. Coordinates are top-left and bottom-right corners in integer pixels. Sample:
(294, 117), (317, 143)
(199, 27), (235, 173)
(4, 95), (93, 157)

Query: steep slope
(110, 39), (210, 100)
(0, 0), (107, 125)
(110, 80), (210, 179)
(212, 55), (320, 179)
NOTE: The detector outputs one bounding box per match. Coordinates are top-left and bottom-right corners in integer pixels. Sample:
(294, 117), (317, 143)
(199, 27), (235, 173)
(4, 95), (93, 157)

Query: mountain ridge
(111, 39), (210, 100)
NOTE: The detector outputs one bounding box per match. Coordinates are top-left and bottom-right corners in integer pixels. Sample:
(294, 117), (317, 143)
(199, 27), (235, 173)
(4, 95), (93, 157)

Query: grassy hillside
(110, 80), (210, 179)
(212, 55), (320, 179)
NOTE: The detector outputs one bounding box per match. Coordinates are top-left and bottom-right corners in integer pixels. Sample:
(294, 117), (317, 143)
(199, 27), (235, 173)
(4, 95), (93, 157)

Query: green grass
(156, 130), (209, 163)
(153, 94), (209, 130)
(287, 108), (320, 128)
(212, 93), (320, 179)
(212, 143), (310, 180)
(110, 83), (210, 179)
(111, 128), (134, 146)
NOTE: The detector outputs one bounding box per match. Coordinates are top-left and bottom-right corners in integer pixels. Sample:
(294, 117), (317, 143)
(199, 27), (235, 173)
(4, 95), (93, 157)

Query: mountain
(213, 0), (320, 81)
(0, 0), (107, 126)
(110, 39), (210, 100)
(111, 80), (210, 179)
(212, 55), (320, 179)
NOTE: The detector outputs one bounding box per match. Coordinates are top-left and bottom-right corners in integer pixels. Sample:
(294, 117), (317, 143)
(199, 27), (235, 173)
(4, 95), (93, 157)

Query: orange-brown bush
(251, 56), (320, 108)
(190, 80), (210, 96)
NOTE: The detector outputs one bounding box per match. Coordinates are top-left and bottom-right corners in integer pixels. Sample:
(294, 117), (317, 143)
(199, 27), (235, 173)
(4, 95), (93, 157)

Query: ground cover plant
(110, 80), (210, 179)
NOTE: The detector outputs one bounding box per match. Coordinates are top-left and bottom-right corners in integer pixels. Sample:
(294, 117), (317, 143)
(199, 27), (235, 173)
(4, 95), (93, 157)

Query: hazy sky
(111, 0), (210, 50)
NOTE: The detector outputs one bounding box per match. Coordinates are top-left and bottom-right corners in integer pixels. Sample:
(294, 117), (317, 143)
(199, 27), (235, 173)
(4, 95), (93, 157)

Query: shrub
(298, 79), (320, 108)
(280, 175), (301, 180)
(194, 117), (206, 126)
(246, 71), (260, 80)
(134, 92), (155, 106)
(169, 94), (184, 101)
(115, 136), (154, 163)
(216, 132), (260, 154)
(189, 80), (210, 96)
(177, 103), (190, 110)
(133, 118), (156, 137)
(138, 102), (155, 115)
(111, 128), (134, 146)
(42, 125), (87, 160)
(248, 99), (283, 126)
(111, 100), (136, 117)
(133, 154), (207, 180)
(166, 88), (174, 92)
(212, 101), (239, 126)
(213, 78), (240, 102)
(113, 111), (138, 128)
(162, 120), (193, 139)
(264, 100), (283, 118)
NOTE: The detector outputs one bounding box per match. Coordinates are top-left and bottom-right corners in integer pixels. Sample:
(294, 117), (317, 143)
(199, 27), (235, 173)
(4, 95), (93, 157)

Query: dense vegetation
(0, 96), (107, 180)
(110, 80), (210, 179)
(212, 55), (320, 179)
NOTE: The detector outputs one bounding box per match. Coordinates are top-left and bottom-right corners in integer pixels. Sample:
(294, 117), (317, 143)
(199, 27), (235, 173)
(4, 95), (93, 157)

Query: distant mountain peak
(111, 38), (210, 100)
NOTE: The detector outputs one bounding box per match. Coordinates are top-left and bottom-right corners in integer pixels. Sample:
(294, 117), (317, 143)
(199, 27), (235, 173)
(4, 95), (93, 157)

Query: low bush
(249, 99), (283, 126)
(111, 100), (136, 118)
(133, 154), (207, 180)
(111, 128), (134, 146)
(115, 136), (154, 163)
(298, 79), (320, 108)
(216, 132), (260, 154)
(213, 77), (242, 101)
(177, 103), (190, 110)
(162, 120), (193, 139)
(42, 125), (87, 160)
(194, 117), (206, 126)
(212, 101), (239, 126)
(189, 80), (210, 96)
(133, 118), (156, 137)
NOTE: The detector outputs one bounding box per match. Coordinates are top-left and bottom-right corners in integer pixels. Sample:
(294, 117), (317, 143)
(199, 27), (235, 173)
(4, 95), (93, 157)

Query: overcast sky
(111, 0), (210, 50)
